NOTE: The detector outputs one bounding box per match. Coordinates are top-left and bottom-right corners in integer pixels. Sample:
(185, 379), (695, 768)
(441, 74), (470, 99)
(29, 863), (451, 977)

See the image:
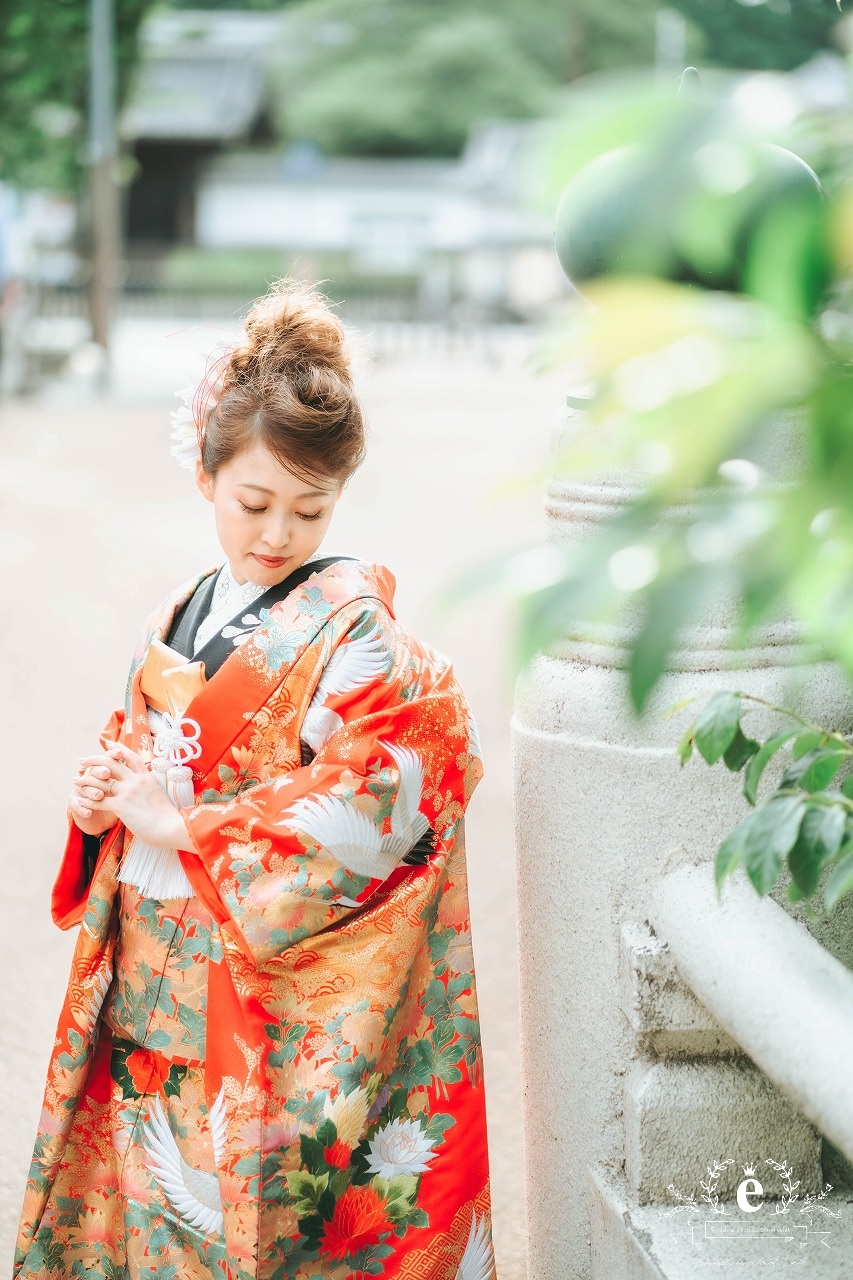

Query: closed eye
(239, 502), (325, 520)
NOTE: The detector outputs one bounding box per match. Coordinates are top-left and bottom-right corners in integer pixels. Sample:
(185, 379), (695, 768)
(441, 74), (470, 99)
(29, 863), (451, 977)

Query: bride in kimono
(15, 282), (494, 1280)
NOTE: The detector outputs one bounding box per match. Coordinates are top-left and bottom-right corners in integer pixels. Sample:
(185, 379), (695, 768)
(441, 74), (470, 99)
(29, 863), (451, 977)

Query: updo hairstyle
(198, 279), (365, 485)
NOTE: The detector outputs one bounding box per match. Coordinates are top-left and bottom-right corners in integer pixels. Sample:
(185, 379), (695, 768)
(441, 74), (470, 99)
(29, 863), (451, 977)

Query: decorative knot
(152, 713), (203, 767)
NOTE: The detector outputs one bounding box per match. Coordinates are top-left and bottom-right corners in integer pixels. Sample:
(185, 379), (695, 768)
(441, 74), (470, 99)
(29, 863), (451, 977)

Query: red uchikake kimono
(14, 558), (494, 1280)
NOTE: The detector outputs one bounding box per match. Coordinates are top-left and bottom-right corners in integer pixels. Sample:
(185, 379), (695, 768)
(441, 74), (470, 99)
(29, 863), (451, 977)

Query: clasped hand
(71, 745), (195, 852)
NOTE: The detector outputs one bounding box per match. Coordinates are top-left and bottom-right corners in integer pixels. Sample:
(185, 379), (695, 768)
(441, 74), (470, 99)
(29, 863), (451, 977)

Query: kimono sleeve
(178, 612), (476, 966)
(52, 705), (126, 928)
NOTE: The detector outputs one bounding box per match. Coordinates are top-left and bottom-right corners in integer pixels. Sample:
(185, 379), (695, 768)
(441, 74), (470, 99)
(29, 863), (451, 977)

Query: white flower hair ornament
(169, 349), (231, 470)
(169, 384), (202, 469)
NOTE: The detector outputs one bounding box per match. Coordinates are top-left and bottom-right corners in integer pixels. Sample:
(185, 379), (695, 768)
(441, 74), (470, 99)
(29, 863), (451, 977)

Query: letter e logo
(737, 1177), (764, 1213)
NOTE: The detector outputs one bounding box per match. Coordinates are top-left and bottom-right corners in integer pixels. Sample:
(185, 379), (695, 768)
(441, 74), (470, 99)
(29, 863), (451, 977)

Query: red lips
(253, 555), (288, 567)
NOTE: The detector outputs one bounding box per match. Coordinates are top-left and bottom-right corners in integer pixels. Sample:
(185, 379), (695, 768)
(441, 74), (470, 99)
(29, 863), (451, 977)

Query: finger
(79, 753), (132, 779)
(72, 782), (113, 809)
(79, 753), (114, 771)
(73, 779), (106, 801)
(70, 793), (113, 817)
(107, 746), (145, 773)
(75, 771), (111, 793)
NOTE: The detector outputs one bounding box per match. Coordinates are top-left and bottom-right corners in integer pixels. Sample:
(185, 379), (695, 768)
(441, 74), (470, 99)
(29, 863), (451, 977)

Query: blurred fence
(9, 283), (528, 393)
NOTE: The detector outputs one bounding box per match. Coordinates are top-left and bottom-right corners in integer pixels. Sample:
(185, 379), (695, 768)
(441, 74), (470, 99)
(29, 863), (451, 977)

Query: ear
(195, 459), (215, 503)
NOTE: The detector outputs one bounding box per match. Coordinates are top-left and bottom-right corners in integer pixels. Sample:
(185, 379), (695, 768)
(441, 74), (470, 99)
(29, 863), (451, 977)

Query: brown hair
(197, 278), (365, 484)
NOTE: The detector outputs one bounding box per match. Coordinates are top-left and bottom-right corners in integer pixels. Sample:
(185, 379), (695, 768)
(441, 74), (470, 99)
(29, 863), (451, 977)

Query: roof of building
(120, 57), (266, 143)
(119, 9), (289, 143)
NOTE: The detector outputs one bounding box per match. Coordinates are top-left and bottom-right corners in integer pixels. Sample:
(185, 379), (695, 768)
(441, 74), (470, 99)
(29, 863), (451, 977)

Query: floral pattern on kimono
(15, 559), (494, 1280)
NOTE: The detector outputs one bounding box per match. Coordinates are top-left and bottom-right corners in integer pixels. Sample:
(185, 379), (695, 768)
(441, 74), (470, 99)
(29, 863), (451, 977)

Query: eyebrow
(237, 483), (332, 498)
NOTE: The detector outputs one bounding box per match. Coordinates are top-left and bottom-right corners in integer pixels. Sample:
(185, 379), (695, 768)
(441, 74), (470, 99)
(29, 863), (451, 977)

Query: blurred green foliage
(0, 0), (151, 193)
(279, 0), (842, 157)
(169, 0), (288, 7)
(1, 0), (845, 193)
(671, 0), (840, 73)
(282, 0), (560, 157)
(516, 73), (853, 707)
(514, 73), (853, 668)
(502, 68), (853, 910)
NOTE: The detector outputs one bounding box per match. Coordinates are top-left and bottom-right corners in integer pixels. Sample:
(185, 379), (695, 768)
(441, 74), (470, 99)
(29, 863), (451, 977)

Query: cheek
(214, 504), (245, 541)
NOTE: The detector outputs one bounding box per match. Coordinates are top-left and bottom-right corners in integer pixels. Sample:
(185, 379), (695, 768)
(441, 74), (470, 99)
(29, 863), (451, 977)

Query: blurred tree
(562, 0), (660, 80)
(281, 0), (664, 157)
(671, 0), (840, 72)
(0, 0), (152, 193)
(286, 10), (555, 156)
(168, 0), (294, 7)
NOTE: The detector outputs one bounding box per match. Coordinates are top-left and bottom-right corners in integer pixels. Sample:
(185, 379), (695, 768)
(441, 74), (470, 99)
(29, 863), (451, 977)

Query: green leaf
(315, 1117), (337, 1147)
(825, 849), (853, 911)
(722, 726), (761, 773)
(299, 1135), (326, 1177)
(694, 692), (742, 765)
(743, 795), (806, 895)
(715, 814), (753, 889)
(781, 748), (844, 794)
(841, 776), (853, 800)
(787, 880), (806, 903)
(423, 1111), (456, 1143)
(285, 1170), (329, 1216)
(661, 696), (698, 720)
(743, 729), (798, 805)
(163, 1063), (189, 1099)
(628, 569), (707, 713)
(677, 720), (697, 766)
(373, 1174), (417, 1221)
(791, 731), (826, 760)
(145, 1029), (171, 1050)
(788, 801), (846, 897)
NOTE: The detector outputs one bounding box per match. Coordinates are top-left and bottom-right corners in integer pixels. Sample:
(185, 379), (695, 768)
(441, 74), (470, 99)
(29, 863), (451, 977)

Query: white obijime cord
(117, 714), (202, 901)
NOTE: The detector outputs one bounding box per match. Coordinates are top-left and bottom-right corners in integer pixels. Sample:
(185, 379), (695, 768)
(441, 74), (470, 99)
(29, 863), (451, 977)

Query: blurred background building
(1, 0), (850, 393)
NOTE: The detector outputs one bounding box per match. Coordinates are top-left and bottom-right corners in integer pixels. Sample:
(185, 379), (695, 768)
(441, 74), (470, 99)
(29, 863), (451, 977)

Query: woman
(15, 282), (493, 1280)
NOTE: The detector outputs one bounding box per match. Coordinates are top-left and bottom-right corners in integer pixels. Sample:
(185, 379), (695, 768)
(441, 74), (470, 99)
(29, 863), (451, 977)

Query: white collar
(212, 561), (266, 612)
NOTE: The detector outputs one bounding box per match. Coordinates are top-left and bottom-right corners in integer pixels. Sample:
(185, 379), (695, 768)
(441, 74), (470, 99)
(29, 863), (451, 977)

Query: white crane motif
(467, 714), (483, 762)
(455, 1213), (496, 1280)
(142, 1086), (227, 1236)
(284, 740), (430, 881)
(301, 623), (390, 755)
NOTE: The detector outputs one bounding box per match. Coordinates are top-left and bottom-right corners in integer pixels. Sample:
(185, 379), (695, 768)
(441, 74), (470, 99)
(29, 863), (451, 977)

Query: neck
(226, 561), (257, 588)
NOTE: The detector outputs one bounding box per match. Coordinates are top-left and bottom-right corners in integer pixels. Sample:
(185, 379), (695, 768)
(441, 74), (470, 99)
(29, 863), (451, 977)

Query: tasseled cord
(117, 713), (202, 901)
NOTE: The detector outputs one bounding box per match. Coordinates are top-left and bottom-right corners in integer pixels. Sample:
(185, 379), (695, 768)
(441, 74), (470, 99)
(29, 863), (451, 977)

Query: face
(195, 442), (343, 587)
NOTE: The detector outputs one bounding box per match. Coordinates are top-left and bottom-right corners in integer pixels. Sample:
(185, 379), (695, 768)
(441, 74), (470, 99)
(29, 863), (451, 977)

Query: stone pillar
(511, 403), (853, 1279)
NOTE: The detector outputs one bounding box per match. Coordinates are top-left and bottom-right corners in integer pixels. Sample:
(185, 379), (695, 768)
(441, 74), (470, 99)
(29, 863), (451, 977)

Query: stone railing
(512, 402), (853, 1279)
(587, 866), (853, 1278)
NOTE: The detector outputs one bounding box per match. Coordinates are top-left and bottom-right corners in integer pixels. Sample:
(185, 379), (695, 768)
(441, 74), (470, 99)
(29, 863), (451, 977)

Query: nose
(260, 514), (290, 551)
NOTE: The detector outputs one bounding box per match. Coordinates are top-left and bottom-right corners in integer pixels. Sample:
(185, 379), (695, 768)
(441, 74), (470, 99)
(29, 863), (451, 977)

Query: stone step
(590, 1165), (853, 1280)
(625, 1058), (822, 1204)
